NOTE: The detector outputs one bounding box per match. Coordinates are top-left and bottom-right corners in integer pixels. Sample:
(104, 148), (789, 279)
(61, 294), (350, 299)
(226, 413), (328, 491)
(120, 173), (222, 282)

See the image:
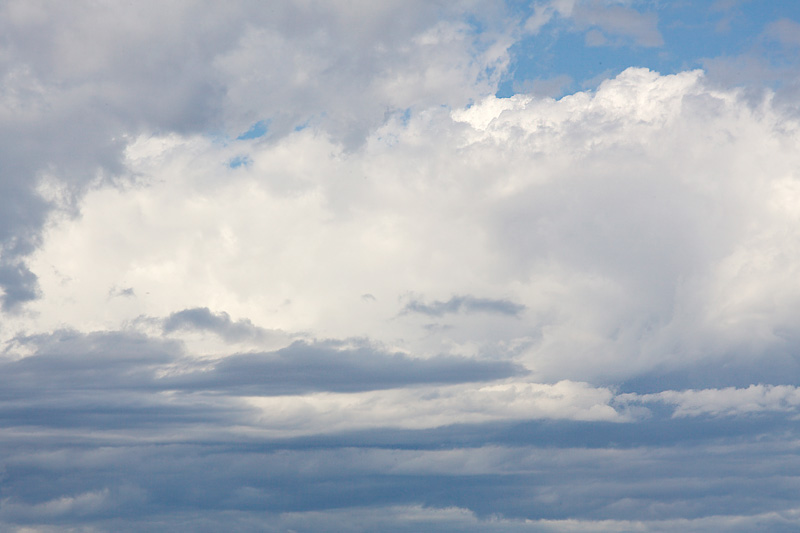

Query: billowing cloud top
(2, 1), (800, 531)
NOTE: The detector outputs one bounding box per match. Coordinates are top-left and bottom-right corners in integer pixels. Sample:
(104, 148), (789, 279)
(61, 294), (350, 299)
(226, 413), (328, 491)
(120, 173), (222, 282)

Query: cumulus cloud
(0, 0), (513, 311)
(2, 1), (800, 530)
(27, 66), (800, 385)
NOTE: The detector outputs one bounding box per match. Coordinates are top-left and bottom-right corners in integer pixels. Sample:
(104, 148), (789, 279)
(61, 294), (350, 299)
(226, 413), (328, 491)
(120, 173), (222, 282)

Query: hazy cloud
(402, 295), (526, 317)
(765, 18), (800, 48)
(572, 2), (664, 47)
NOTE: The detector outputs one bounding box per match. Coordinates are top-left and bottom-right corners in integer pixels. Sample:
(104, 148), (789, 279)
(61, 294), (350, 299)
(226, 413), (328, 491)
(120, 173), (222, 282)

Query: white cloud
(0, 0), (514, 311)
(9, 67), (799, 387)
(244, 380), (622, 436)
(628, 384), (800, 418)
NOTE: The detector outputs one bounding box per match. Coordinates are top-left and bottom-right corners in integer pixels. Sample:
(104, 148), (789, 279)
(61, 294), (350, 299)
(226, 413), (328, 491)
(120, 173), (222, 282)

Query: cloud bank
(2, 1), (800, 531)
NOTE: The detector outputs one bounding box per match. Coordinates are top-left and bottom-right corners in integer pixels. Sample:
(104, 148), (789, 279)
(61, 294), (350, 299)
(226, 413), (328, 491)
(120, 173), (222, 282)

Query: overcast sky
(2, 1), (800, 531)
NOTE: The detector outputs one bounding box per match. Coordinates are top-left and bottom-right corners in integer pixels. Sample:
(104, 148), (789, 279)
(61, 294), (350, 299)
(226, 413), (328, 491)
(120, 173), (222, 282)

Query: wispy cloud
(402, 295), (526, 317)
(573, 3), (664, 47)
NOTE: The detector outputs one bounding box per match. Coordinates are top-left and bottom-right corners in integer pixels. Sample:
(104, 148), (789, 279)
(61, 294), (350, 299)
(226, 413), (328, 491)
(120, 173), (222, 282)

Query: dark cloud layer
(619, 354), (800, 393)
(2, 329), (522, 403)
(170, 340), (525, 394)
(1, 329), (799, 530)
(1, 409), (799, 531)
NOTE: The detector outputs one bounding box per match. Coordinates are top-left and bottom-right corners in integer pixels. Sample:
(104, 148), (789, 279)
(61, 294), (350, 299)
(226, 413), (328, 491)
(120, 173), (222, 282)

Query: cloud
(66, 504), (794, 533)
(626, 384), (800, 418)
(402, 295), (526, 317)
(0, 0), (514, 311)
(1, 330), (523, 401)
(241, 379), (622, 436)
(513, 74), (574, 98)
(524, 0), (576, 34)
(2, 2), (800, 530)
(449, 67), (800, 382)
(18, 66), (800, 388)
(765, 18), (800, 48)
(162, 307), (272, 343)
(523, 1), (664, 48)
(0, 262), (40, 310)
(3, 423), (800, 531)
(573, 3), (664, 47)
(169, 340), (526, 396)
(0, 0), (238, 309)
(1, 329), (799, 530)
(701, 16), (800, 98)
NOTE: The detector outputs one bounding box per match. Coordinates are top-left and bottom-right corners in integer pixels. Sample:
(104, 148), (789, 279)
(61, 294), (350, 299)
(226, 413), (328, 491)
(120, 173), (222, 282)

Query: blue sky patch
(236, 120), (269, 140)
(228, 155), (251, 168)
(499, 1), (800, 97)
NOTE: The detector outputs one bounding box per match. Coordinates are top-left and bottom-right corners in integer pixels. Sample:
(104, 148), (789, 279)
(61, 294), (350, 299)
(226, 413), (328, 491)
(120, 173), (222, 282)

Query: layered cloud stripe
(1, 1), (800, 531)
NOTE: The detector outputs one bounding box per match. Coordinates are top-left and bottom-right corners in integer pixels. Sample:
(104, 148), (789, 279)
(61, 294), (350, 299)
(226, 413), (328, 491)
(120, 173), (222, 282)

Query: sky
(1, 0), (800, 531)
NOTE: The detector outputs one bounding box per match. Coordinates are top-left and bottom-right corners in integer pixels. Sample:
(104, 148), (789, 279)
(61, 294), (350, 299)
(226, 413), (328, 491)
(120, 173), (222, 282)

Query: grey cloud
(0, 261), (40, 310)
(0, 1), (512, 311)
(765, 18), (800, 48)
(1, 413), (799, 531)
(0, 330), (178, 399)
(1, 331), (800, 531)
(4, 3), (800, 530)
(513, 74), (574, 98)
(0, 330), (251, 431)
(213, 1), (514, 148)
(168, 340), (525, 395)
(0, 1), (238, 309)
(617, 353), (800, 394)
(163, 307), (272, 343)
(1, 330), (523, 403)
(402, 295), (526, 317)
(572, 3), (664, 47)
